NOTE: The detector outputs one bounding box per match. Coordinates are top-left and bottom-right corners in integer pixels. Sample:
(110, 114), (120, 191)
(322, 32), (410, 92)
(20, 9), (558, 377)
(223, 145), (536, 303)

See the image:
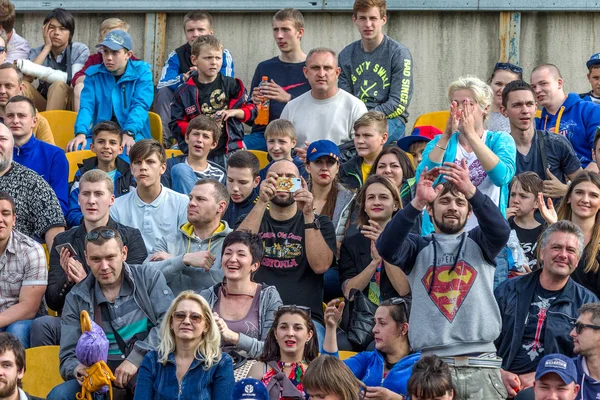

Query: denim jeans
(387, 118), (407, 143)
(0, 319), (34, 349)
(312, 319), (325, 353)
(243, 131), (268, 152)
(170, 163), (198, 195)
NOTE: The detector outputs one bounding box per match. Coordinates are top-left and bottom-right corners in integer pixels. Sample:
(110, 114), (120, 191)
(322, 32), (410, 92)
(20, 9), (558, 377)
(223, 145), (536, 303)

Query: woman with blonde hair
(416, 75), (516, 234)
(134, 291), (234, 399)
(539, 171), (600, 295)
(303, 355), (367, 400)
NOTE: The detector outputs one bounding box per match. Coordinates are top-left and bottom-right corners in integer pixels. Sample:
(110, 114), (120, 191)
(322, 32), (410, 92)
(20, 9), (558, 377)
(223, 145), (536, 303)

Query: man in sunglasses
(571, 303), (600, 399)
(495, 221), (598, 397)
(50, 227), (173, 400)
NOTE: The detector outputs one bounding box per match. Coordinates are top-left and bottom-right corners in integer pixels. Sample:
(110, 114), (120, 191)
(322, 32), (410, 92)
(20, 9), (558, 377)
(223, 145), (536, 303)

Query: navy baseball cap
(535, 354), (577, 384)
(231, 378), (269, 400)
(397, 126), (442, 152)
(306, 140), (340, 163)
(97, 30), (133, 51)
(587, 53), (600, 69)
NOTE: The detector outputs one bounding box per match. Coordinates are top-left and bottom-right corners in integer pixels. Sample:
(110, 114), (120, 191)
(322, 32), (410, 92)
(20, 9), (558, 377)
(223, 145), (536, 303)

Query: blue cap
(96, 30), (133, 51)
(587, 53), (600, 69)
(306, 139), (340, 163)
(231, 378), (269, 400)
(535, 354), (577, 384)
(397, 126), (442, 152)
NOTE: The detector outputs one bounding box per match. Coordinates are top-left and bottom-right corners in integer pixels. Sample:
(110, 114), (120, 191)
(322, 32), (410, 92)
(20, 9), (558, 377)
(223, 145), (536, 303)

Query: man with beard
(145, 179), (232, 295)
(570, 303), (600, 399)
(0, 124), (64, 249)
(0, 333), (44, 399)
(376, 160), (511, 399)
(237, 159), (336, 347)
(495, 222), (598, 397)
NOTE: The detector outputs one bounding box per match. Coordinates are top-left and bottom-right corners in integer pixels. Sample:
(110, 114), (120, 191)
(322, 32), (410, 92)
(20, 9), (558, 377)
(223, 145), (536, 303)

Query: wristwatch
(304, 219), (321, 230)
(124, 131), (135, 138)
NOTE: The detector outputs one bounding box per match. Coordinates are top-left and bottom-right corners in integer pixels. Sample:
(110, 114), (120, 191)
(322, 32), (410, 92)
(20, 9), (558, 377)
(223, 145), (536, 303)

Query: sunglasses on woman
(172, 311), (204, 324)
(279, 304), (312, 317)
(573, 321), (600, 334)
(494, 62), (523, 75)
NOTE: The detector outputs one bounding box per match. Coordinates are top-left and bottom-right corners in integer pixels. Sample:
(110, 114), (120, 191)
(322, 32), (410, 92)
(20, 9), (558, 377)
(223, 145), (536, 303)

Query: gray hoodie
(145, 221), (233, 295)
(200, 283), (282, 359)
(59, 263), (173, 380)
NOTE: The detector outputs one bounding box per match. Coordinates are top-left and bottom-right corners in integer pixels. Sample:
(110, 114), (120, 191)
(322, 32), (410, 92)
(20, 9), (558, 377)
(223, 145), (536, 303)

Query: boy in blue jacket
(67, 30), (154, 155)
(532, 64), (600, 168)
(67, 121), (135, 227)
(580, 53), (600, 105)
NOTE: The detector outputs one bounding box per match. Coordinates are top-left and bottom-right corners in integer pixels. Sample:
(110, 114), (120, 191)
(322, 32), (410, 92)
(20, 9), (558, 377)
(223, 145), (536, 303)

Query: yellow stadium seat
(339, 351), (358, 360)
(249, 150), (269, 169)
(40, 110), (77, 151)
(149, 111), (163, 145)
(66, 150), (95, 181)
(165, 149), (183, 159)
(535, 109), (542, 119)
(412, 110), (450, 132)
(22, 345), (63, 398)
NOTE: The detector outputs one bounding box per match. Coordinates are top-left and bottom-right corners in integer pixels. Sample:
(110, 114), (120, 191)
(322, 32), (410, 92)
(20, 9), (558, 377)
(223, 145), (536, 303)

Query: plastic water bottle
(255, 76), (270, 125)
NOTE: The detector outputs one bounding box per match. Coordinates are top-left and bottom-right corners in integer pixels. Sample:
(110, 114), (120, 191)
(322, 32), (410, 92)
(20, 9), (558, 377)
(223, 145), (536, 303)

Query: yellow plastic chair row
(22, 345), (63, 398)
(40, 110), (164, 151)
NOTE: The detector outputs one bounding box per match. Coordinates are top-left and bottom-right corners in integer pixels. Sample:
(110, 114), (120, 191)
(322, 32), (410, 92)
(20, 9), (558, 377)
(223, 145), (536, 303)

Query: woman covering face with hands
(416, 75), (516, 234)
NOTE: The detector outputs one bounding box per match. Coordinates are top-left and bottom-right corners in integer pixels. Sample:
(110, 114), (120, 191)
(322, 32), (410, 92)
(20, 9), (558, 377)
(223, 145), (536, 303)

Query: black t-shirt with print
(509, 218), (544, 271)
(510, 284), (563, 374)
(253, 210), (336, 324)
(193, 74), (240, 156)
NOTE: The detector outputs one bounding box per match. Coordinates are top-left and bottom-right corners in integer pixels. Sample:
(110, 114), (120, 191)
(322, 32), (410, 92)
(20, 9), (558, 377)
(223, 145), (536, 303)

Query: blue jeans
(171, 163), (198, 195)
(387, 118), (406, 143)
(494, 249), (509, 290)
(243, 131), (268, 152)
(0, 319), (34, 349)
(324, 266), (344, 302)
(48, 379), (86, 400)
(313, 320), (325, 353)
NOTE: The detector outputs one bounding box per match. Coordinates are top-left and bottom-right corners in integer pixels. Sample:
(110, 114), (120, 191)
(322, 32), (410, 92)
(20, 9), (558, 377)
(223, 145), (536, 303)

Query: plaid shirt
(0, 229), (47, 312)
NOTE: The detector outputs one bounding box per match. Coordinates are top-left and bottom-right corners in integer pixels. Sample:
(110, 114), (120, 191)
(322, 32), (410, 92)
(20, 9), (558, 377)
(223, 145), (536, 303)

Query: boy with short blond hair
(170, 35), (255, 167)
(66, 121), (135, 227)
(339, 0), (413, 142)
(224, 150), (262, 227)
(507, 172), (544, 270)
(339, 110), (388, 189)
(156, 10), (234, 144)
(162, 114), (226, 194)
(259, 119), (307, 180)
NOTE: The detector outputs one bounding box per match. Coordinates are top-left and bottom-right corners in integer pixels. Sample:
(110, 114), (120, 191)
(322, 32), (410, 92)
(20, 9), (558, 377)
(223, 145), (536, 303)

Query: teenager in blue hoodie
(532, 64), (600, 168)
(67, 30), (154, 154)
(223, 150), (261, 227)
(322, 298), (420, 400)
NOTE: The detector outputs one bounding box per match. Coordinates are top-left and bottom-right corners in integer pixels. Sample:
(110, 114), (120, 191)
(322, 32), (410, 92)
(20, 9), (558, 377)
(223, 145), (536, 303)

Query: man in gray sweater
(338, 0), (413, 142)
(377, 161), (510, 399)
(145, 178), (233, 295)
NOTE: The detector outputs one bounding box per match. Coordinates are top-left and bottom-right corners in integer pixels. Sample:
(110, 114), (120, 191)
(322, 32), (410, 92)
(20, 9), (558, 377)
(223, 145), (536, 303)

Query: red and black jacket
(169, 74), (256, 155)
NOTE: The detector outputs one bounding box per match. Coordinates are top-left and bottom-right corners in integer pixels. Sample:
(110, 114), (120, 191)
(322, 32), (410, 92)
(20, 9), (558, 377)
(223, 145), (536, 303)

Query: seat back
(40, 110), (77, 151)
(412, 110), (450, 132)
(165, 149), (183, 159)
(22, 345), (63, 398)
(66, 150), (95, 181)
(149, 111), (163, 145)
(248, 150), (269, 169)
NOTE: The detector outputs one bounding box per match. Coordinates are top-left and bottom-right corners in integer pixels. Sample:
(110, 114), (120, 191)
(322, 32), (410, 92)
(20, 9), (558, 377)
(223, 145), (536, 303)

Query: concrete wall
(14, 11), (600, 127)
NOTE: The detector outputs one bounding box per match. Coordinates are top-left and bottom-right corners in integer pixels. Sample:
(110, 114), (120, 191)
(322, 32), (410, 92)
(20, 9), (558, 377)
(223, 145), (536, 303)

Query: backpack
(265, 361), (304, 400)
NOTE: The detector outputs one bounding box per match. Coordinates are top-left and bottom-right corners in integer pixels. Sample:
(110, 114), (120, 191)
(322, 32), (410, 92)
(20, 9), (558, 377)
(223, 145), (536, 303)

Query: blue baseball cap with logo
(306, 140), (340, 163)
(587, 52), (600, 69)
(231, 378), (269, 400)
(96, 30), (133, 51)
(535, 354), (577, 384)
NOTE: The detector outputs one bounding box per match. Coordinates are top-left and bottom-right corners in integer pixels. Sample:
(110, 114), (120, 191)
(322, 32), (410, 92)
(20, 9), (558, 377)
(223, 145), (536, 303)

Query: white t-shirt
(455, 131), (501, 231)
(280, 88), (368, 145)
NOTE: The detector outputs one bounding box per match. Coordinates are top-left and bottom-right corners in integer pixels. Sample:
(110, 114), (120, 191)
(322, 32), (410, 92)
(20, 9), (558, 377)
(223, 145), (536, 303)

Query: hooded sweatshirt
(575, 355), (600, 400)
(536, 92), (600, 168)
(224, 187), (260, 227)
(376, 189), (510, 356)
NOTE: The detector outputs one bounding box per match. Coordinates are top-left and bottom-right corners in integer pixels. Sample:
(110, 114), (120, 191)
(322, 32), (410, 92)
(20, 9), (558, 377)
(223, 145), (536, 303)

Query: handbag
(347, 289), (378, 349)
(225, 349), (257, 382)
